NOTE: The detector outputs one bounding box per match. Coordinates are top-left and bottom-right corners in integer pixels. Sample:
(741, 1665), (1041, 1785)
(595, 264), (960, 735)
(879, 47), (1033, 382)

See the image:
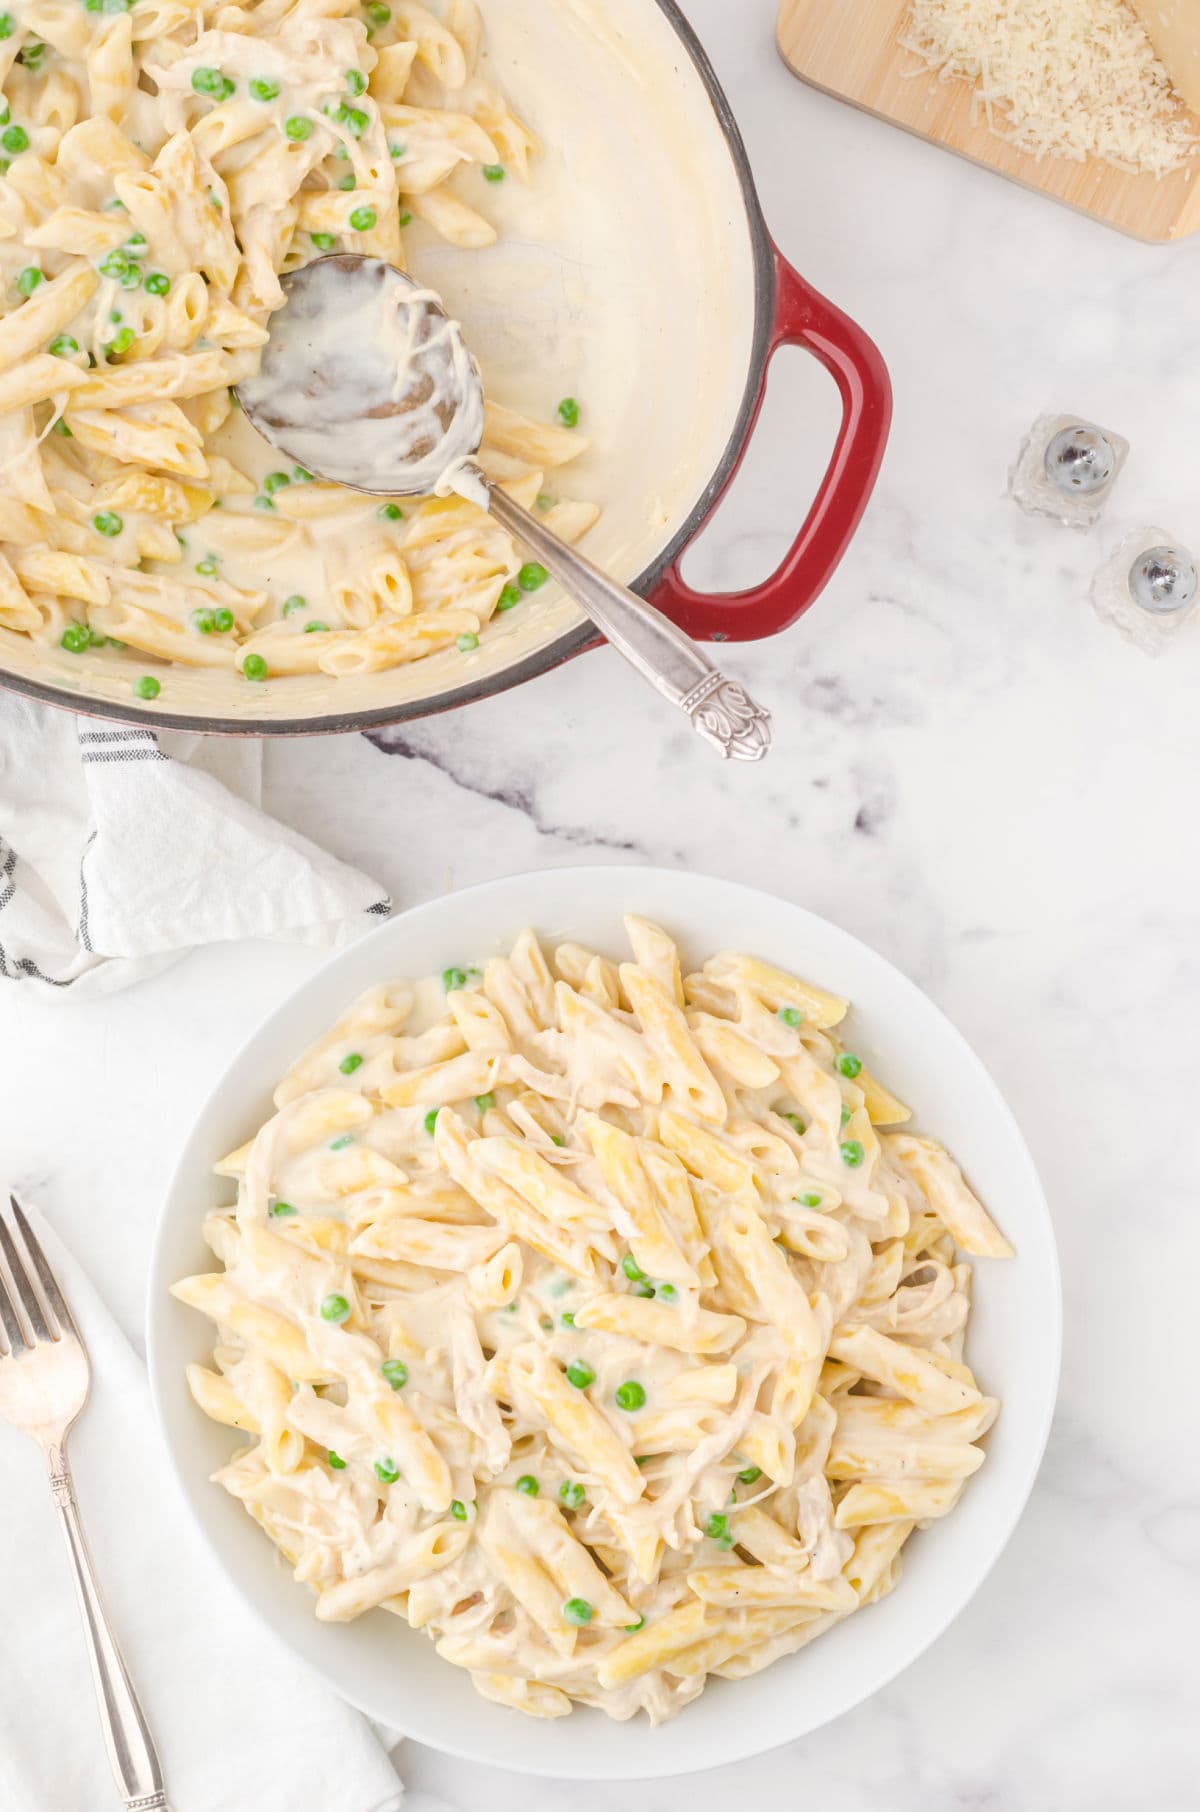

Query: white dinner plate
(147, 866), (1061, 1778)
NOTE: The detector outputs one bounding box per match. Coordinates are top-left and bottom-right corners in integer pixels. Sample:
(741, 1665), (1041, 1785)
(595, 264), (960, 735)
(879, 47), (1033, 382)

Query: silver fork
(0, 1196), (171, 1812)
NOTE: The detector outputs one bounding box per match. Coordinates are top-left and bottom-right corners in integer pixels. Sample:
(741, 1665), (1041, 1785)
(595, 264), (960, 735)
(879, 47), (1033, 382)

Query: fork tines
(0, 1197), (76, 1353)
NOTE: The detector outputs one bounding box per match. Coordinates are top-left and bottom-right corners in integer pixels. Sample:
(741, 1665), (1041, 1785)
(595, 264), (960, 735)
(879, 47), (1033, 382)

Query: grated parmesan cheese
(900, 0), (1198, 174)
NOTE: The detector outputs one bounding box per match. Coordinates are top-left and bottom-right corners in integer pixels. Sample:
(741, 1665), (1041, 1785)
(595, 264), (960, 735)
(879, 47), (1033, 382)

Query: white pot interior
(3, 0), (760, 728)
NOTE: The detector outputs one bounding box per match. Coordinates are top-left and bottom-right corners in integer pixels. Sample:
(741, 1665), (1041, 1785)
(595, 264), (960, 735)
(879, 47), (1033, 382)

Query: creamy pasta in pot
(174, 916), (1014, 1723)
(0, 0), (593, 702)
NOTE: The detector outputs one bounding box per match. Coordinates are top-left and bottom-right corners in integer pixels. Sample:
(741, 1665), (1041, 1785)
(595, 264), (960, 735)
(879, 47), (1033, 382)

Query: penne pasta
(174, 920), (1011, 1724)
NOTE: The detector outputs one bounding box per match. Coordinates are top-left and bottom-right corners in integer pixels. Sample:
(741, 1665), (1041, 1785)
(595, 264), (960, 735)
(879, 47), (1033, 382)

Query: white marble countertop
(5, 0), (1200, 1805)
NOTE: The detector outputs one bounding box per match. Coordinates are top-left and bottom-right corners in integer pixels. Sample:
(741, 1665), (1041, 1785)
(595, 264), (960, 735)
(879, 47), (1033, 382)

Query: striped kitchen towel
(0, 696), (391, 997)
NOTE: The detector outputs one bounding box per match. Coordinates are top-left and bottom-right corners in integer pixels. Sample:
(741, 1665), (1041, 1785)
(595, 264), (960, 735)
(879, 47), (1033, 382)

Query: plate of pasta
(148, 867), (1059, 1776)
(0, 0), (889, 732)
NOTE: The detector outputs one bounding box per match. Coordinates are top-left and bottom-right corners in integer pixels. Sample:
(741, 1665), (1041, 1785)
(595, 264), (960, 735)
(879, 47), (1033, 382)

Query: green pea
(191, 67), (234, 99)
(389, 140), (406, 158)
(450, 1499), (470, 1521)
(106, 326), (135, 355)
(557, 397), (580, 428)
(338, 174), (357, 190)
(195, 556), (219, 578)
(345, 69), (367, 95)
(621, 1254), (647, 1282)
(133, 675), (160, 700)
(657, 1283), (678, 1303)
(242, 652), (268, 680)
(123, 232), (147, 258)
(60, 624), (91, 654)
(798, 1192), (823, 1208)
(565, 1361), (594, 1390)
(631, 1279), (654, 1298)
(213, 608), (234, 632)
(560, 1311), (575, 1327)
(48, 334), (79, 357)
(705, 1513), (728, 1540)
(518, 562), (548, 592)
(285, 115), (312, 140)
(0, 102), (8, 126)
(482, 163), (505, 182)
(515, 1475), (539, 1496)
(837, 1052), (863, 1078)
(840, 1104), (851, 1126)
(283, 594), (307, 615)
(840, 1140), (865, 1168)
(263, 470), (291, 495)
(93, 511), (123, 537)
(98, 248), (130, 280)
(269, 1201), (297, 1217)
(1, 126), (28, 155)
(737, 1465), (762, 1484)
(349, 204), (376, 230)
(474, 1092), (495, 1112)
(550, 1134), (565, 1147)
(781, 1112), (806, 1136)
(624, 1616), (645, 1632)
(559, 1481), (585, 1509)
(562, 1597), (592, 1626)
(535, 492), (556, 512)
(496, 583), (522, 611)
(368, 2), (392, 21)
(0, 16), (12, 37)
(778, 1005), (803, 1028)
(18, 40), (45, 71)
(320, 1292), (351, 1323)
(53, 417), (72, 437)
(442, 966), (468, 991)
(615, 1380), (646, 1412)
(191, 607), (216, 635)
(378, 502), (403, 520)
(374, 1457), (400, 1483)
(329, 1134), (354, 1150)
(398, 208), (412, 227)
(16, 267), (42, 297)
(311, 232), (336, 252)
(328, 1450), (346, 1469)
(456, 632), (479, 652)
(381, 1359), (409, 1390)
(422, 1107), (441, 1137)
(87, 628), (107, 648)
(253, 495), (275, 510)
(249, 77), (280, 102)
(339, 1052), (363, 1074)
(144, 271), (170, 296)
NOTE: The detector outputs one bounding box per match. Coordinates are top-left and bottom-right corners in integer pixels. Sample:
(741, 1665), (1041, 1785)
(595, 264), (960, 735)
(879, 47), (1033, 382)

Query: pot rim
(0, 0), (776, 739)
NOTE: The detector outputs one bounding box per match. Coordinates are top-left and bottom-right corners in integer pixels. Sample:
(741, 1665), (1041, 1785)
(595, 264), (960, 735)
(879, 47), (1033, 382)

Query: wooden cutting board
(776, 0), (1200, 241)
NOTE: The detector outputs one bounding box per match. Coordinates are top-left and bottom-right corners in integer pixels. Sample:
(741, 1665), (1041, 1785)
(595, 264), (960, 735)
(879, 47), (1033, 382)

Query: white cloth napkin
(0, 697), (391, 997)
(0, 1207), (406, 1812)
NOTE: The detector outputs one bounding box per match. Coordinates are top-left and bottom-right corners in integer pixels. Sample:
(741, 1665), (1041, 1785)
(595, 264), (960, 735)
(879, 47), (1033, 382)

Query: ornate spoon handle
(487, 485), (772, 761)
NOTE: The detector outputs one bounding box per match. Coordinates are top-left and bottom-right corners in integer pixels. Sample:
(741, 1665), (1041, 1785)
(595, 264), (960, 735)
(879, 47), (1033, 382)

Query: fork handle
(48, 1447), (171, 1811)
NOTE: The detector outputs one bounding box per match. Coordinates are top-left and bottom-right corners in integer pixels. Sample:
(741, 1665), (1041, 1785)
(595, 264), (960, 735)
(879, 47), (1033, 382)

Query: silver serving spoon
(236, 256), (771, 761)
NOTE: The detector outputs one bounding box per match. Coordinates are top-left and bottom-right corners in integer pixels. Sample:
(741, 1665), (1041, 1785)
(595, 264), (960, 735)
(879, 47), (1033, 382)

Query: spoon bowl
(236, 256), (485, 498)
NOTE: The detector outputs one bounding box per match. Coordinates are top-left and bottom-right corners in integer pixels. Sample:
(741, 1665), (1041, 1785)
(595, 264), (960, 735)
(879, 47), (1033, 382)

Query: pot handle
(644, 242), (891, 642)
